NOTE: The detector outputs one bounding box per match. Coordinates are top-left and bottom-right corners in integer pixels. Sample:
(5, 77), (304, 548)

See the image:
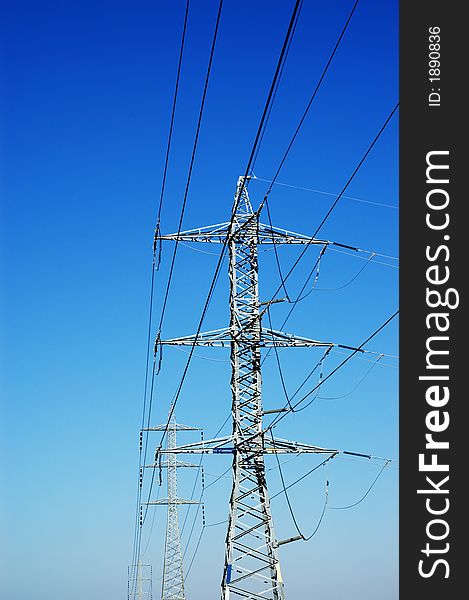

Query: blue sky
(1, 1), (398, 599)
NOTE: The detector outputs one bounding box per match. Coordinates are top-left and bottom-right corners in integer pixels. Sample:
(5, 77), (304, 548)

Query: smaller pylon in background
(142, 407), (201, 600)
(128, 561), (153, 600)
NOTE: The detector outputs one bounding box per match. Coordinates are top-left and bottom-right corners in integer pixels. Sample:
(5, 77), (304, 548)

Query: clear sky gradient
(1, 1), (398, 599)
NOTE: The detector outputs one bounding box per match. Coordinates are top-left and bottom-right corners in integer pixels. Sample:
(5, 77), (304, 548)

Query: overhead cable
(330, 459), (391, 509)
(134, 0), (224, 574)
(267, 310), (399, 431)
(151, 0), (305, 458)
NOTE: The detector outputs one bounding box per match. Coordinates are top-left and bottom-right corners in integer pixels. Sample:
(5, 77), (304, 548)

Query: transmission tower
(155, 177), (373, 599)
(143, 408), (200, 600)
(128, 561), (153, 600)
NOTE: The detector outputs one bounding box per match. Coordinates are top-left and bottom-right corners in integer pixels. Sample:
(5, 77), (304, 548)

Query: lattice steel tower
(156, 177), (347, 599)
(128, 561), (153, 600)
(143, 409), (199, 600)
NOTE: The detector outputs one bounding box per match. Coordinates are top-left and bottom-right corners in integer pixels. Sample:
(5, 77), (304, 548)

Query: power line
(270, 454), (394, 501)
(184, 525), (206, 580)
(180, 460), (204, 538)
(270, 429), (306, 539)
(132, 0), (225, 580)
(130, 277), (156, 583)
(142, 0), (225, 516)
(257, 103), (399, 385)
(154, 0), (191, 237)
(251, 0), (304, 170)
(266, 306), (294, 410)
(253, 177), (399, 210)
(140, 481), (161, 558)
(318, 354), (383, 400)
(330, 459), (390, 510)
(133, 0), (398, 587)
(150, 0), (372, 502)
(261, 0), (361, 202)
(150, 0), (305, 458)
(149, 0), (381, 463)
(328, 246), (399, 268)
(263, 300), (397, 413)
(284, 349), (329, 414)
(299, 251), (373, 294)
(206, 518), (228, 528)
(256, 106), (399, 411)
(259, 249), (326, 370)
(131, 361), (158, 595)
(302, 486), (329, 541)
(331, 347), (398, 369)
(262, 103), (399, 312)
(310, 103), (399, 239)
(267, 310), (399, 431)
(324, 245), (398, 263)
(266, 198), (291, 301)
(130, 0), (191, 582)
(178, 412), (231, 555)
(272, 450), (330, 542)
(288, 348), (331, 404)
(264, 304), (396, 418)
(258, 0), (361, 303)
(283, 244), (327, 305)
(270, 454), (337, 501)
(156, 0), (224, 337)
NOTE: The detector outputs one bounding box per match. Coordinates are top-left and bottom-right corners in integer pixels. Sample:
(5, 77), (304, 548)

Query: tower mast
(143, 410), (200, 600)
(222, 178), (284, 598)
(154, 176), (377, 599)
(162, 412), (186, 600)
(128, 562), (153, 600)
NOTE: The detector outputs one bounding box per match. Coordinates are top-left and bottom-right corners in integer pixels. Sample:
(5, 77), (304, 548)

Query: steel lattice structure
(128, 562), (153, 600)
(155, 177), (375, 599)
(143, 410), (199, 600)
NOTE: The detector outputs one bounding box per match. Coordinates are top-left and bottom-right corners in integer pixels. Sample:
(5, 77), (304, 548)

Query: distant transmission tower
(128, 561), (152, 600)
(155, 176), (348, 600)
(143, 407), (200, 600)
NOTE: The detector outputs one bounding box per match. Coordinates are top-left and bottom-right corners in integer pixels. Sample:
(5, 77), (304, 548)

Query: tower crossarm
(143, 499), (201, 506)
(144, 460), (200, 468)
(159, 326), (335, 348)
(157, 435), (337, 456)
(158, 327), (233, 347)
(157, 221), (231, 243)
(256, 222), (329, 246)
(155, 435), (382, 461)
(142, 424), (200, 431)
(156, 220), (331, 246)
(262, 328), (334, 348)
(265, 437), (339, 455)
(157, 435), (233, 455)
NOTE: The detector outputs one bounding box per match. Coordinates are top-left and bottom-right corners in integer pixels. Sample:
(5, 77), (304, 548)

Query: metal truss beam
(159, 327), (334, 349)
(156, 435), (339, 457)
(158, 221), (329, 246)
